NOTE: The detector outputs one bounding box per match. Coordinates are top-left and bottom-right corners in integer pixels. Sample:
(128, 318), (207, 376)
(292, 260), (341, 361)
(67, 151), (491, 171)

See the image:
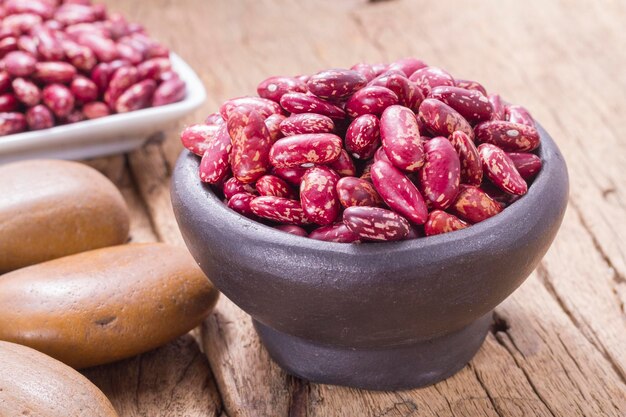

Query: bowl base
(254, 312), (491, 391)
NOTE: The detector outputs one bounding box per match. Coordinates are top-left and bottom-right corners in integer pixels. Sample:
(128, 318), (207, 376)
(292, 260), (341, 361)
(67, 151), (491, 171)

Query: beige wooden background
(82, 1), (626, 416)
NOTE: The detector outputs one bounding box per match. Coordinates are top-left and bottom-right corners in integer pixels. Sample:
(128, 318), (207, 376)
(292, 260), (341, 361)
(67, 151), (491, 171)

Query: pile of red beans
(181, 58), (542, 243)
(0, 0), (185, 136)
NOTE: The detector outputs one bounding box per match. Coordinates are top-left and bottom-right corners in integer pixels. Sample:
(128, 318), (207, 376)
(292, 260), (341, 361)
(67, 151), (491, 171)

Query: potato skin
(0, 159), (130, 273)
(0, 243), (219, 369)
(0, 341), (119, 417)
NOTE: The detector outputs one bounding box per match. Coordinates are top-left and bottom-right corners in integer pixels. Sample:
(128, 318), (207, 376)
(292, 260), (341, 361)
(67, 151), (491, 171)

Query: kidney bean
(419, 137), (461, 209)
(205, 112), (225, 125)
(279, 113), (334, 136)
(272, 166), (307, 186)
(450, 185), (502, 223)
(306, 69), (367, 100)
(344, 114), (380, 160)
(350, 63), (376, 82)
(343, 206), (410, 242)
(76, 33), (118, 62)
(507, 152), (542, 180)
(227, 108), (272, 183)
(0, 72), (10, 94)
(488, 93), (505, 120)
(279, 92), (346, 119)
(181, 124), (222, 156)
(16, 35), (38, 57)
(198, 124), (232, 183)
(418, 98), (473, 139)
(220, 96), (283, 121)
(345, 86), (399, 118)
(4, 51), (36, 77)
(70, 76), (98, 103)
(5, 0), (55, 19)
(0, 112), (27, 135)
(226, 193), (256, 218)
(65, 22), (111, 40)
(0, 94), (20, 112)
(32, 26), (64, 61)
(114, 79), (156, 113)
(104, 65), (139, 106)
(424, 210), (469, 236)
(371, 160), (428, 224)
(0, 37), (18, 58)
(62, 39), (96, 72)
(478, 143), (528, 195)
(300, 166), (341, 225)
(54, 4), (98, 26)
(369, 72), (424, 111)
(257, 75), (307, 103)
(450, 130), (482, 186)
(327, 149), (357, 177)
(379, 105), (424, 171)
(269, 133), (342, 168)
(387, 57), (428, 77)
(429, 86), (493, 124)
(152, 77), (185, 106)
(409, 66), (455, 96)
(12, 77), (40, 106)
(455, 79), (488, 96)
(223, 177), (257, 200)
(62, 108), (85, 124)
(90, 62), (112, 94)
(2, 14), (43, 36)
(275, 224), (308, 237)
(337, 176), (383, 208)
(250, 195), (309, 225)
(505, 104), (535, 127)
(256, 175), (295, 199)
(137, 57), (171, 80)
(116, 42), (143, 65)
(82, 101), (110, 119)
(264, 113), (286, 142)
(309, 223), (360, 243)
(32, 61), (76, 84)
(474, 120), (540, 152)
(42, 83), (74, 118)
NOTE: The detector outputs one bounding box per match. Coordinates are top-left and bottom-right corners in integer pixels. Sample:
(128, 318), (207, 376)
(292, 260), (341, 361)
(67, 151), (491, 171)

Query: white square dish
(0, 53), (206, 164)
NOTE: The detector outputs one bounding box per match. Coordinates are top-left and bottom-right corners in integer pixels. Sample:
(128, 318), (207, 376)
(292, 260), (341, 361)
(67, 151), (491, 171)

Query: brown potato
(0, 341), (119, 417)
(0, 243), (219, 369)
(0, 159), (129, 273)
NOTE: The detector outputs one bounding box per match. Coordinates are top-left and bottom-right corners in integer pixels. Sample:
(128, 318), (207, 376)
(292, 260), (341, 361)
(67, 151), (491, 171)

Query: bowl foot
(254, 312), (491, 391)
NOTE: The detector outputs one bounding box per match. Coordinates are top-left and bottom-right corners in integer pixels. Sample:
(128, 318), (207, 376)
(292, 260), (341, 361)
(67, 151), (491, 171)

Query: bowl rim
(174, 122), (567, 257)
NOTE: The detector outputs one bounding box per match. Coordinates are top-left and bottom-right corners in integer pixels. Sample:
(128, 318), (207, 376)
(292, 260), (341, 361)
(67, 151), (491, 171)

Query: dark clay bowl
(171, 123), (569, 391)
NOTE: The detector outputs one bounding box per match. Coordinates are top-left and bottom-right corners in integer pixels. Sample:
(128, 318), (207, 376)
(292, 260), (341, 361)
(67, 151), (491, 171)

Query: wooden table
(82, 1), (626, 415)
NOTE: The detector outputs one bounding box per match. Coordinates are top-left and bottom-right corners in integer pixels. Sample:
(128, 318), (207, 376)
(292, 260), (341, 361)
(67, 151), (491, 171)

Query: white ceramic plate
(0, 53), (206, 164)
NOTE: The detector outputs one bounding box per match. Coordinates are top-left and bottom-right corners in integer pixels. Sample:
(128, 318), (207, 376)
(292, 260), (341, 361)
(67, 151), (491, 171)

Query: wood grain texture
(85, 0), (626, 415)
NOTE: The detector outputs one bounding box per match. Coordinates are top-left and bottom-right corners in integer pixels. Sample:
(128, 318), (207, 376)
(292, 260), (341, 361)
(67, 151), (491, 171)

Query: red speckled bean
(76, 34), (118, 62)
(374, 146), (392, 164)
(345, 86), (398, 118)
(105, 66), (138, 105)
(4, 51), (36, 77)
(264, 113), (286, 142)
(62, 108), (85, 124)
(223, 177), (256, 200)
(300, 166), (341, 225)
(114, 79), (156, 113)
(256, 175), (294, 199)
(371, 160), (428, 225)
(181, 124), (221, 156)
(474, 120), (540, 152)
(82, 101), (110, 119)
(506, 152), (542, 180)
(430, 86), (493, 123)
(387, 57), (428, 77)
(42, 83), (74, 118)
(220, 96), (283, 121)
(343, 206), (410, 242)
(419, 137), (461, 209)
(450, 130), (483, 186)
(227, 109), (273, 184)
(418, 98), (473, 139)
(205, 112), (225, 125)
(70, 76), (98, 103)
(32, 26), (64, 61)
(0, 94), (19, 112)
(137, 57), (171, 81)
(337, 176), (383, 208)
(0, 112), (26, 135)
(380, 105), (424, 171)
(33, 61), (76, 84)
(405, 226), (423, 240)
(345, 114), (380, 160)
(488, 94), (505, 120)
(250, 196), (309, 225)
(480, 181), (520, 208)
(12, 77), (40, 106)
(5, 0), (54, 19)
(450, 185), (502, 223)
(2, 14), (42, 36)
(279, 92), (346, 119)
(478, 143), (528, 195)
(306, 69), (367, 100)
(62, 39), (96, 72)
(269, 133), (342, 168)
(26, 104), (54, 130)
(327, 149), (357, 177)
(116, 42), (143, 65)
(424, 210), (468, 236)
(0, 72), (11, 93)
(272, 166), (307, 186)
(309, 223), (360, 243)
(369, 72), (423, 111)
(54, 4), (98, 25)
(279, 113), (334, 136)
(199, 124), (232, 184)
(350, 63), (376, 82)
(505, 104), (535, 127)
(274, 225), (308, 237)
(409, 66), (454, 96)
(257, 76), (307, 103)
(152, 77), (185, 106)
(0, 37), (18, 58)
(455, 79), (488, 96)
(227, 192), (257, 219)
